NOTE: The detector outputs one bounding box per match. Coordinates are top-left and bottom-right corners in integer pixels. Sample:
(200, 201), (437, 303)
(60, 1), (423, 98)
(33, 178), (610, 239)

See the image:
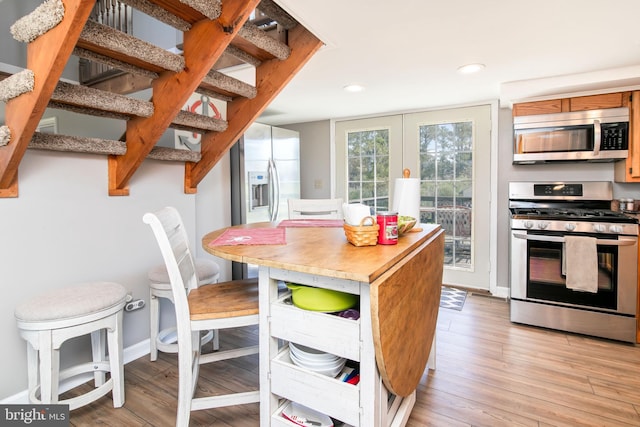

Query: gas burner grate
(510, 207), (635, 222)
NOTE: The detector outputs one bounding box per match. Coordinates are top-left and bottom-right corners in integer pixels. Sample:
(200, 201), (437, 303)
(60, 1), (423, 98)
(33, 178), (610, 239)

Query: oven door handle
(513, 233), (636, 246)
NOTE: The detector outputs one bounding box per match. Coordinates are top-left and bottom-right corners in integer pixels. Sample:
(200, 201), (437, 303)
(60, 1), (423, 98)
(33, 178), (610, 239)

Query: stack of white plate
(289, 342), (346, 377)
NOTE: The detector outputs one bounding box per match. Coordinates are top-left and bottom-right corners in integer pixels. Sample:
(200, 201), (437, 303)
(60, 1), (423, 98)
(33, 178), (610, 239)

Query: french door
(335, 105), (492, 290)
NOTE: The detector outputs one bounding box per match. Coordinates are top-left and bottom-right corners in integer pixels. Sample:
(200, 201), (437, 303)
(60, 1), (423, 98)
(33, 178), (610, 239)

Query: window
(347, 129), (390, 212)
(419, 122), (472, 268)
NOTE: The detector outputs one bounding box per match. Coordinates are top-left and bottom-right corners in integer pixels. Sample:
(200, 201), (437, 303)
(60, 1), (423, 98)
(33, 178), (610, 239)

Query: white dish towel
(564, 235), (598, 293)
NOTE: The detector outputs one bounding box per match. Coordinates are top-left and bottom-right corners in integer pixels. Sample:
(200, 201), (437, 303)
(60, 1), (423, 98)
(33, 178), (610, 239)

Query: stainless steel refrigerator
(230, 122), (300, 278)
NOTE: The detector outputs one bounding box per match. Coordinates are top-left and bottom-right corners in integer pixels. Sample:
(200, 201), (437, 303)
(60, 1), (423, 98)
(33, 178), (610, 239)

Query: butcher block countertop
(203, 222), (445, 400)
(202, 221), (442, 283)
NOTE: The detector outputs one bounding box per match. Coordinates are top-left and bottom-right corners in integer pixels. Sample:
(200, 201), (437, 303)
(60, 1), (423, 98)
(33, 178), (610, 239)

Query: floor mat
(440, 286), (467, 311)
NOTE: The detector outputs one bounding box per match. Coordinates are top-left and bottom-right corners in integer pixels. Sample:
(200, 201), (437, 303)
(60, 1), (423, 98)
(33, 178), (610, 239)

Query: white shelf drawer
(271, 349), (360, 426)
(270, 296), (361, 361)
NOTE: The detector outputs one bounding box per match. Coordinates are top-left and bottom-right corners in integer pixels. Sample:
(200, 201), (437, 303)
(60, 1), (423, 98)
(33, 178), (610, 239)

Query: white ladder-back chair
(143, 207), (260, 427)
(148, 258), (220, 361)
(288, 198), (344, 219)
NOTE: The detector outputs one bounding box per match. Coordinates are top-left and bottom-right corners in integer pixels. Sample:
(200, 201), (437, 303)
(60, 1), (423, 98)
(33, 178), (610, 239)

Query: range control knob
(524, 221), (534, 229)
(565, 223), (576, 232)
(538, 221), (550, 230)
(592, 224), (606, 233)
(609, 225), (623, 234)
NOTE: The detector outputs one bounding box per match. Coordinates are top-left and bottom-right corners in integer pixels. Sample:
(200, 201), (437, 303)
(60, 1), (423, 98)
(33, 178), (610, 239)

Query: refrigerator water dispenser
(249, 171), (269, 211)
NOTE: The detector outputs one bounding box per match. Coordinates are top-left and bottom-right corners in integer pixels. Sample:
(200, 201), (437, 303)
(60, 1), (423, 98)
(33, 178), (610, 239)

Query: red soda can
(376, 211), (398, 245)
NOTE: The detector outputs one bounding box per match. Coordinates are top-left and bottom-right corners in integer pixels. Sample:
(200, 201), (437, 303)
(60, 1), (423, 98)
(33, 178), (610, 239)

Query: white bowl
(289, 343), (341, 362)
(289, 351), (344, 369)
(290, 352), (346, 377)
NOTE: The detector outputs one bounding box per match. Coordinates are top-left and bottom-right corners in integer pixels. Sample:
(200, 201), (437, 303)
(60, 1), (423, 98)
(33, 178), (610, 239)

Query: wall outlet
(125, 299), (145, 312)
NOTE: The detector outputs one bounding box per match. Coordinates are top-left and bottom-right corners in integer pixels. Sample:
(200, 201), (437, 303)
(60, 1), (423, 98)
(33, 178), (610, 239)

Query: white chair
(14, 282), (127, 410)
(143, 207), (259, 427)
(148, 258), (220, 361)
(288, 198), (344, 219)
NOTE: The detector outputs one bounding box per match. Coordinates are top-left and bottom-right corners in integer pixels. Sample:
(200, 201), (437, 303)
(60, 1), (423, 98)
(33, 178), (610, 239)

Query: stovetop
(510, 207), (638, 223)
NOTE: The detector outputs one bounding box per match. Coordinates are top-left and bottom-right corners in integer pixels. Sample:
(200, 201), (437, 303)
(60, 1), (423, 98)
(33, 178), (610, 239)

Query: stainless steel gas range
(509, 181), (638, 343)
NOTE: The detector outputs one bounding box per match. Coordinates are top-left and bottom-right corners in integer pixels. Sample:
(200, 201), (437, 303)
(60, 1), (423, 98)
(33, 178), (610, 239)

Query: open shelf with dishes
(271, 293), (361, 361)
(268, 275), (362, 426)
(271, 348), (360, 426)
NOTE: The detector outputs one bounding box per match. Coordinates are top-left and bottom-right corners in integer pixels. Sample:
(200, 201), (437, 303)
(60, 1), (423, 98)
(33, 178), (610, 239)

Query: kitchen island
(203, 222), (444, 427)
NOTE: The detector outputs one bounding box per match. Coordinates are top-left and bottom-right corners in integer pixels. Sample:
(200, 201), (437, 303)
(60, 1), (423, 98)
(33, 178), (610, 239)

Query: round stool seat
(15, 282), (128, 330)
(148, 258), (220, 289)
(15, 282), (127, 410)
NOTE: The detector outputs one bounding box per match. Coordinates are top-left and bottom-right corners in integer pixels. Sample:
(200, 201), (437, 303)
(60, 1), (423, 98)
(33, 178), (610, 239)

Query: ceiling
(259, 0), (640, 125)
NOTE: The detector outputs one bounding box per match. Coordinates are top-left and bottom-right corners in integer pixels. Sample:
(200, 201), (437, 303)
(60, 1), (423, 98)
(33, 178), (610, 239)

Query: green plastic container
(286, 283), (358, 312)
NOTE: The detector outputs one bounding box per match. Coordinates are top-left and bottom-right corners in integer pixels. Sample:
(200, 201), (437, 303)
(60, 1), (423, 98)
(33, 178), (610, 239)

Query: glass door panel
(335, 116), (404, 213)
(404, 105), (491, 290)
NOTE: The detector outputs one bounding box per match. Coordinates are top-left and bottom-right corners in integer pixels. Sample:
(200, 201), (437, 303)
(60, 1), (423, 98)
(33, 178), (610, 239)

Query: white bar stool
(14, 282), (127, 410)
(148, 258), (220, 361)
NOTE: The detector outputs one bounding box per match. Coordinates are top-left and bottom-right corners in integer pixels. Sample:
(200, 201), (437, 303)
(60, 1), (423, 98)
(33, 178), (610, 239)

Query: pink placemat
(278, 219), (344, 228)
(207, 227), (286, 246)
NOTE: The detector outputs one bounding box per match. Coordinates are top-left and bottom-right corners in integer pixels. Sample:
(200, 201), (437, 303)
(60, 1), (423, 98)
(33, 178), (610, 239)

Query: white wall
(0, 149), (232, 400)
(0, 147), (232, 400)
(0, 0), (237, 398)
(282, 120), (332, 199)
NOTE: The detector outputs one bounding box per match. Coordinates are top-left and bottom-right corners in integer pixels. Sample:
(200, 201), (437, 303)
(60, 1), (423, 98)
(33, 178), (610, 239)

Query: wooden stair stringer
(185, 24), (323, 193)
(0, 0), (95, 198)
(108, 0), (261, 196)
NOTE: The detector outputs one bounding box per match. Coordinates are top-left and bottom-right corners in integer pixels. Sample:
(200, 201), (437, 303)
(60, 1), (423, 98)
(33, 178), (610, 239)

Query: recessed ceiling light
(343, 84), (365, 93)
(457, 63), (485, 74)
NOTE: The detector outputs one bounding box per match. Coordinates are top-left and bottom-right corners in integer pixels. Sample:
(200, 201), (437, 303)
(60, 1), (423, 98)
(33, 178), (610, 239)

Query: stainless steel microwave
(513, 107), (629, 164)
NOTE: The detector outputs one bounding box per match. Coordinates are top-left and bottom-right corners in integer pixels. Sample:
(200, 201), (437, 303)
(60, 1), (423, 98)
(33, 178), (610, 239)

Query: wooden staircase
(0, 0), (322, 197)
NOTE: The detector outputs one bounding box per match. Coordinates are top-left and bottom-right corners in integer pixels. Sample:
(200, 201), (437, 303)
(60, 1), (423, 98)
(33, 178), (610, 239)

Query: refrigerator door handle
(270, 159), (281, 221)
(267, 159), (274, 220)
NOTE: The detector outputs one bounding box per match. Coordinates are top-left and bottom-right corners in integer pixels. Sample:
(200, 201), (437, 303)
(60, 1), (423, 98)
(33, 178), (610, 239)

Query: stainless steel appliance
(513, 108), (629, 164)
(230, 122), (301, 278)
(509, 181), (638, 342)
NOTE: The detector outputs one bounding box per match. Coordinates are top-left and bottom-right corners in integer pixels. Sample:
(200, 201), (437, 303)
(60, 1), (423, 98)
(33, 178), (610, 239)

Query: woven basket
(343, 216), (379, 246)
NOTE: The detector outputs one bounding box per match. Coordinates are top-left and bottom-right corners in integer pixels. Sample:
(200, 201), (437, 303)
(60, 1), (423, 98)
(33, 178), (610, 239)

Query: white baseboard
(492, 285), (509, 299)
(1, 339), (150, 405)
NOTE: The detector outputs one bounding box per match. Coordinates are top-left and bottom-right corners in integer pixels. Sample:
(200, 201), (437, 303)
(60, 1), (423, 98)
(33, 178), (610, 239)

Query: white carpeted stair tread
(0, 70), (34, 102)
(172, 110), (228, 133)
(225, 45), (262, 67)
(51, 81), (154, 118)
(238, 22), (291, 61)
(120, 0), (191, 32)
(10, 0), (65, 43)
(202, 70), (257, 100)
(74, 47), (160, 81)
(0, 126), (10, 147)
(179, 0), (221, 21)
(257, 0), (298, 30)
(29, 132), (127, 156)
(75, 44), (255, 101)
(29, 132), (202, 163)
(79, 20), (185, 74)
(148, 146), (200, 162)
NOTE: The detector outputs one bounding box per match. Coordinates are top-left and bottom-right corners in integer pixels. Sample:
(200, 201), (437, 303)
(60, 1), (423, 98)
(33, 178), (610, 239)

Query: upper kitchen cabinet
(614, 91), (640, 183)
(513, 91), (640, 183)
(512, 92), (631, 116)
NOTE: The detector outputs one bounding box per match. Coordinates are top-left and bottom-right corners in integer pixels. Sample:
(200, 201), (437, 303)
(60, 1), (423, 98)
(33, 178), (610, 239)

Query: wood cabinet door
(569, 92), (629, 111)
(615, 91), (640, 182)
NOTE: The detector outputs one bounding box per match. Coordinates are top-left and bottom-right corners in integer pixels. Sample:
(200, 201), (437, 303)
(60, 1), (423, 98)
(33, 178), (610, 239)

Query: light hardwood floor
(67, 293), (640, 426)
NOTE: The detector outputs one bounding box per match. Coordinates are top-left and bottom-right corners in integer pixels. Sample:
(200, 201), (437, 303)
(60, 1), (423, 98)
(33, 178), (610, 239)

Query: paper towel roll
(392, 178), (420, 222)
